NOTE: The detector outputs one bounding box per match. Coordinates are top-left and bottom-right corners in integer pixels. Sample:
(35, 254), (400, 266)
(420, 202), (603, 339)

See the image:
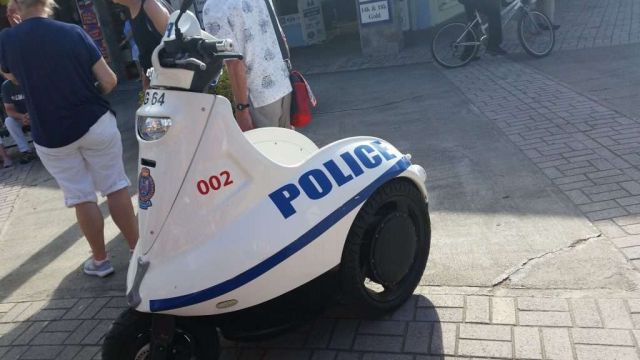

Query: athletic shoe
(461, 52), (481, 62)
(83, 259), (115, 277)
(19, 151), (36, 165)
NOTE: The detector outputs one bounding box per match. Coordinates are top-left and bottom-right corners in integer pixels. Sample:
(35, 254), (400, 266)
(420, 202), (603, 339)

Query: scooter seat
(245, 128), (319, 166)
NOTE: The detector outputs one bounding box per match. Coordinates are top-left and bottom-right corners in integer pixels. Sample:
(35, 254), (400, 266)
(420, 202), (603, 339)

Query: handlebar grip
(200, 39), (234, 53)
(215, 53), (244, 61)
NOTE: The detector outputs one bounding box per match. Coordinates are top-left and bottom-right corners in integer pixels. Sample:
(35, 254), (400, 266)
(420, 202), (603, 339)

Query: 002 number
(144, 91), (166, 106)
(197, 171), (234, 195)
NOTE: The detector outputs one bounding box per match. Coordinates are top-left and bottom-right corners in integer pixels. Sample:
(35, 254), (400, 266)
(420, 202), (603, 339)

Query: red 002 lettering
(197, 171), (234, 195)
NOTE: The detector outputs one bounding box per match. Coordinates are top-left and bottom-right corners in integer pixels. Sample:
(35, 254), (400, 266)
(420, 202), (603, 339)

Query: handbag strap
(263, 0), (292, 70)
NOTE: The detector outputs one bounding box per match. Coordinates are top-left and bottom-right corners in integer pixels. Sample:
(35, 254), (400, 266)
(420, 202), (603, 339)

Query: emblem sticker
(139, 167), (155, 210)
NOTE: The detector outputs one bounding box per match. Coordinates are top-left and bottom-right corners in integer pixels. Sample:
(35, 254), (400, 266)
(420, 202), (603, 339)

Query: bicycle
(431, 0), (555, 69)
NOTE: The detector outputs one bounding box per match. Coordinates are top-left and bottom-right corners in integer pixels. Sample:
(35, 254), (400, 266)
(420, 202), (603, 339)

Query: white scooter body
(126, 11), (428, 318)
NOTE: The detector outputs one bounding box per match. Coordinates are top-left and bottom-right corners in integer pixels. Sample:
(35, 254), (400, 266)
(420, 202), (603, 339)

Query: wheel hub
(370, 212), (417, 285)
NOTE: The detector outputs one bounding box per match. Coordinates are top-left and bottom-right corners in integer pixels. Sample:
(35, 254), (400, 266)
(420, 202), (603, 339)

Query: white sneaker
(83, 259), (115, 278)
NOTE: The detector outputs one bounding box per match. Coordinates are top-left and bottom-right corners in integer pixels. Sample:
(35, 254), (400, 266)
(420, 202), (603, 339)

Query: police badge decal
(139, 167), (156, 210)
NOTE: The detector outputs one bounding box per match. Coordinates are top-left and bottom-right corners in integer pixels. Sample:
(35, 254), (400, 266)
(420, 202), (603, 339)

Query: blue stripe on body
(149, 157), (412, 312)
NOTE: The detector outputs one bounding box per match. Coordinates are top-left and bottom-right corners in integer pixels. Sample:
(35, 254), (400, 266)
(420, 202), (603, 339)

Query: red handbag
(264, 0), (317, 128)
(290, 71), (317, 127)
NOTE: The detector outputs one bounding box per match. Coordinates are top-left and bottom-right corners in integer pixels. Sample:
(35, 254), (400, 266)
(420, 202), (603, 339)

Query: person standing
(120, 12), (144, 82)
(2, 79), (36, 164)
(0, 0), (139, 277)
(460, 0), (506, 56)
(203, 0), (293, 131)
(111, 0), (171, 91)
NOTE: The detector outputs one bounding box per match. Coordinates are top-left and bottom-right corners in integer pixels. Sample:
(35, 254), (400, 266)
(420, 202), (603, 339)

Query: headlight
(138, 116), (171, 141)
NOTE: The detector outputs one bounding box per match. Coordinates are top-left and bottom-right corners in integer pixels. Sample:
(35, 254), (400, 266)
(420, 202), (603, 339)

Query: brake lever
(175, 58), (207, 70)
(215, 53), (244, 61)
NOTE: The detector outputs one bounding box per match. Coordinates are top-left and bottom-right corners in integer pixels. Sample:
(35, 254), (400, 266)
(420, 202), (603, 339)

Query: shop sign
(358, 0), (392, 26)
(76, 0), (109, 61)
(279, 13), (301, 26)
(298, 0), (326, 45)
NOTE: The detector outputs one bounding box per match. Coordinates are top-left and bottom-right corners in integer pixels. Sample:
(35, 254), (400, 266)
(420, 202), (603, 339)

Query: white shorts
(35, 112), (131, 207)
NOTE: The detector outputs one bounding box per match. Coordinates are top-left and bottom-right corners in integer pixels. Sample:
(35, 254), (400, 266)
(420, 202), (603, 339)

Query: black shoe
(486, 46), (508, 56)
(537, 23), (560, 31)
(19, 151), (35, 165)
(460, 53), (481, 62)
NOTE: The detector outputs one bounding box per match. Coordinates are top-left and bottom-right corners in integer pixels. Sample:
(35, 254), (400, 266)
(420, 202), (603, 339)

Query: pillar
(357, 0), (404, 57)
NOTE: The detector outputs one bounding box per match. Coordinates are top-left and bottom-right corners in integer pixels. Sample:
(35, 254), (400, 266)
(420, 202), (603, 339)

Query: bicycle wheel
(518, 10), (555, 58)
(431, 22), (479, 69)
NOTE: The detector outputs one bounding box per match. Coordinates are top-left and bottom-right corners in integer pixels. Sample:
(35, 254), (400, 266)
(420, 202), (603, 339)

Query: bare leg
(135, 61), (144, 82)
(142, 73), (150, 92)
(0, 145), (11, 166)
(107, 188), (139, 250)
(75, 202), (107, 261)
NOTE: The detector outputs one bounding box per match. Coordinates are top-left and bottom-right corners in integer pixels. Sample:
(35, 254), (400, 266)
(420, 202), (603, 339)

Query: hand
(7, 0), (21, 27)
(7, 14), (21, 27)
(235, 110), (254, 132)
(21, 113), (30, 126)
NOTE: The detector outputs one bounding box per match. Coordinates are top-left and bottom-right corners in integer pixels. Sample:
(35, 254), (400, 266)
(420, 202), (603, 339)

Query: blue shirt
(0, 17), (113, 148)
(123, 20), (137, 50)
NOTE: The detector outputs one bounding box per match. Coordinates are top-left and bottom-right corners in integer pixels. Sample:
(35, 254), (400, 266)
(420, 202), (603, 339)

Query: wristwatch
(236, 103), (251, 111)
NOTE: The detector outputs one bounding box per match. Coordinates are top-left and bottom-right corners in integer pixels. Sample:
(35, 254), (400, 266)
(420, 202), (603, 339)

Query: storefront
(271, 0), (464, 52)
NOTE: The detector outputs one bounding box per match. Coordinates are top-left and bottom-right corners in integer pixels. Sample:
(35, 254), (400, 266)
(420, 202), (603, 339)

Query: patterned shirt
(203, 0), (292, 108)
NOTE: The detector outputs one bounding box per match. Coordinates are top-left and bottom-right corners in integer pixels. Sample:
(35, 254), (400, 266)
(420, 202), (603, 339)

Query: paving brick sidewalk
(441, 56), (640, 271)
(0, 163), (32, 234)
(4, 290), (640, 359)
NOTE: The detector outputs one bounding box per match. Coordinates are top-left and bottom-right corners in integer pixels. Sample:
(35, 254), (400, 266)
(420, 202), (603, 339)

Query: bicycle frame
(480, 0), (540, 34)
(454, 0), (540, 46)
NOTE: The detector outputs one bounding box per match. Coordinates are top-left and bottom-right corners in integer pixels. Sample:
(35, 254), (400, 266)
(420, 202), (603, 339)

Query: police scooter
(102, 1), (431, 358)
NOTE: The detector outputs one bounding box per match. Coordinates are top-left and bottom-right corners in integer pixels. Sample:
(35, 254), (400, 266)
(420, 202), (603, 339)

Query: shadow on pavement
(0, 81), (141, 302)
(0, 291), (443, 358)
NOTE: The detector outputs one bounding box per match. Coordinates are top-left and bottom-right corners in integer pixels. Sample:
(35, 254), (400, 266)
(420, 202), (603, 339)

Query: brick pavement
(4, 291), (640, 359)
(296, 0), (640, 75)
(440, 56), (640, 271)
(502, 0), (640, 53)
(0, 162), (32, 234)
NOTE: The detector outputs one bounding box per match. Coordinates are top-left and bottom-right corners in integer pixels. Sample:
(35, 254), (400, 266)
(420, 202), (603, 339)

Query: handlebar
(199, 39), (234, 53)
(198, 39), (242, 60)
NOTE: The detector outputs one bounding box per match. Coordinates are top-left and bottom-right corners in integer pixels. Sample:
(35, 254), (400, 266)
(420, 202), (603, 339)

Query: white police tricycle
(102, 1), (431, 358)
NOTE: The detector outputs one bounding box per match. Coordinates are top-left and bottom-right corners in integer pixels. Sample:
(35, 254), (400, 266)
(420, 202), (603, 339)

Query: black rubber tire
(431, 22), (479, 69)
(339, 178), (431, 314)
(102, 309), (220, 360)
(518, 10), (555, 58)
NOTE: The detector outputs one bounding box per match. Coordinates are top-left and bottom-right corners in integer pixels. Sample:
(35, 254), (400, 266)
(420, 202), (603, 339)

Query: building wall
(410, 0), (463, 30)
(429, 0), (464, 25)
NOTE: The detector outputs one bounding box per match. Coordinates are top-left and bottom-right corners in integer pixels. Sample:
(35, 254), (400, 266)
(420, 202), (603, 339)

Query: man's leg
(476, 0), (504, 50)
(5, 117), (35, 164)
(107, 188), (138, 250)
(34, 141), (113, 277)
(279, 92), (292, 129)
(75, 202), (107, 260)
(4, 117), (29, 153)
(250, 96), (291, 129)
(80, 112), (138, 251)
(0, 142), (11, 167)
